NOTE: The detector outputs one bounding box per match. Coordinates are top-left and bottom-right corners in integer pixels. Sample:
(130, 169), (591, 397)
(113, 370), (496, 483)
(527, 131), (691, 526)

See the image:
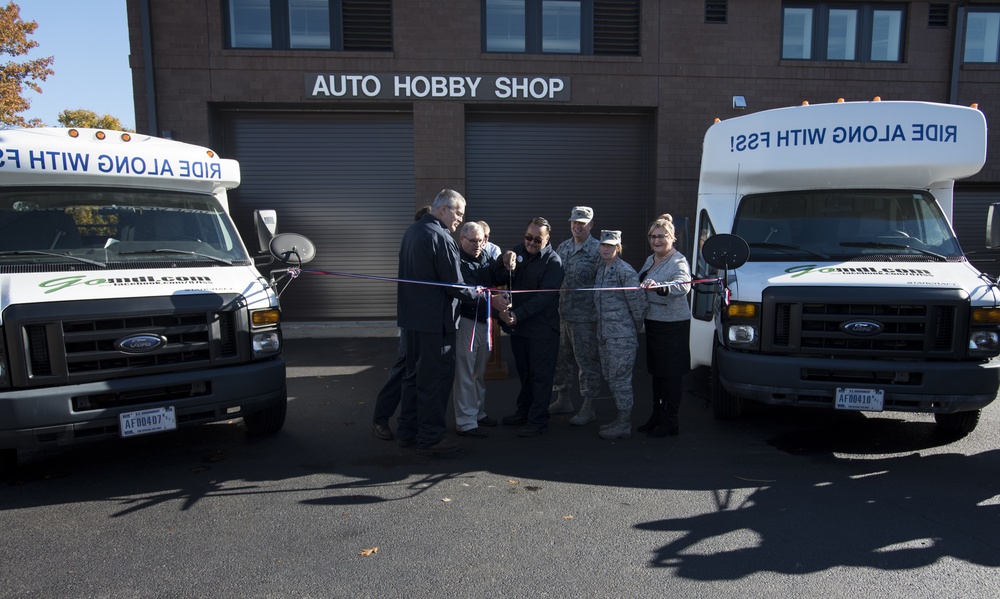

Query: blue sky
(20, 0), (135, 129)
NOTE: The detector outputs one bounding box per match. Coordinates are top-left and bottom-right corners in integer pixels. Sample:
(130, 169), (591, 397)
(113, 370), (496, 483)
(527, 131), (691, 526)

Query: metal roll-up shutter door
(465, 112), (654, 272)
(953, 188), (1000, 277)
(221, 111), (414, 319)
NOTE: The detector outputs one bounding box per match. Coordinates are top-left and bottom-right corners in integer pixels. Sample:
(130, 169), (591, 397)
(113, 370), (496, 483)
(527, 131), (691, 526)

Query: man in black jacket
(396, 190), (477, 455)
(494, 217), (565, 437)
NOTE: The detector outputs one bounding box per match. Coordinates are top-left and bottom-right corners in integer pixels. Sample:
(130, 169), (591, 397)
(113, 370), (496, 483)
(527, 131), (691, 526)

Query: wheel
(934, 410), (980, 438)
(243, 393), (287, 435)
(711, 345), (742, 419)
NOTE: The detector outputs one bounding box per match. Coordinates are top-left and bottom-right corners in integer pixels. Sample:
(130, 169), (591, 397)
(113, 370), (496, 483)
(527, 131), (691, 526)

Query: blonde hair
(648, 217), (675, 240)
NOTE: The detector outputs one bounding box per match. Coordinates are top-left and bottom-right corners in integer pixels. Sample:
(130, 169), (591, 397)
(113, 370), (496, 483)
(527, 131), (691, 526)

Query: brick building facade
(126, 0), (1000, 319)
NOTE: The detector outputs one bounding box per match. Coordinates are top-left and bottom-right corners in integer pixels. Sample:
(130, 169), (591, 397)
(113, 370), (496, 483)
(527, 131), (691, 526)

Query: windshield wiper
(0, 250), (106, 267)
(840, 241), (948, 262)
(152, 248), (233, 265)
(114, 248), (234, 265)
(748, 242), (830, 260)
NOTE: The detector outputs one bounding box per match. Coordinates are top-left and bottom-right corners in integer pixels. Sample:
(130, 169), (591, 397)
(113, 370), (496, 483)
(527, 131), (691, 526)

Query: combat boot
(598, 410), (632, 439)
(548, 390), (575, 414)
(569, 397), (596, 426)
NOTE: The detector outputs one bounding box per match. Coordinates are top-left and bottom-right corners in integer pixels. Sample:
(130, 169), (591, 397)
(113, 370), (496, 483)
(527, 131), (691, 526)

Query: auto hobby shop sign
(305, 73), (571, 101)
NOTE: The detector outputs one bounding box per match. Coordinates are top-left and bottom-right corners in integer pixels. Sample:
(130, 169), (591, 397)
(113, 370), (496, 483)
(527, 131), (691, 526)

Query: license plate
(119, 406), (177, 438)
(835, 388), (884, 412)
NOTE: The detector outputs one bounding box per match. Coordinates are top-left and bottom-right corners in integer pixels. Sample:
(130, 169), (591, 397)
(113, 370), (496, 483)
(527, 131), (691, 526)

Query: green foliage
(0, 2), (54, 127)
(57, 109), (134, 132)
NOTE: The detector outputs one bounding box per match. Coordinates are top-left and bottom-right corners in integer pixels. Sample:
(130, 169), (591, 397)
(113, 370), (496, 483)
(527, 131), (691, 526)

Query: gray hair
(460, 222), (483, 237)
(431, 189), (466, 211)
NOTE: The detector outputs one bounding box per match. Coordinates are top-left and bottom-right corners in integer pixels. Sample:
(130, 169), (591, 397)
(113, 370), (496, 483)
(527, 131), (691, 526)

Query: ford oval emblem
(841, 320), (883, 336)
(115, 334), (167, 353)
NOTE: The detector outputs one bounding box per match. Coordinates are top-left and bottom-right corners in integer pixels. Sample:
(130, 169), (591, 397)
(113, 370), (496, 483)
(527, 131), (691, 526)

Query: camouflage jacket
(556, 235), (601, 322)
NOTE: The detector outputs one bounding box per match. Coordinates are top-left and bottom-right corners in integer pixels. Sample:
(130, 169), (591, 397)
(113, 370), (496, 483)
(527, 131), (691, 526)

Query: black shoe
(502, 414), (528, 426)
(396, 436), (416, 448)
(477, 416), (498, 427)
(372, 422), (394, 441)
(637, 413), (662, 434)
(457, 427), (489, 438)
(516, 424), (547, 437)
(416, 438), (462, 455)
(647, 424), (679, 438)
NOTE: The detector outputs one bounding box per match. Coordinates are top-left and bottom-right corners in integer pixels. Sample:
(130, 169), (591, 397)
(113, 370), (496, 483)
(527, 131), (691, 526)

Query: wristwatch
(508, 311), (517, 326)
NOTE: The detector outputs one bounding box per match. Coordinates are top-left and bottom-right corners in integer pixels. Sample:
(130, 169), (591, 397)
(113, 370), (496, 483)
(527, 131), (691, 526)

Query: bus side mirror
(255, 209), (278, 253)
(987, 204), (1000, 249)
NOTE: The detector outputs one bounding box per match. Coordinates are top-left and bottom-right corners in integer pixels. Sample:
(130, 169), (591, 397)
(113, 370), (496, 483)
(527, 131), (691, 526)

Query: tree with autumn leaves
(0, 2), (53, 127)
(1, 2), (132, 130)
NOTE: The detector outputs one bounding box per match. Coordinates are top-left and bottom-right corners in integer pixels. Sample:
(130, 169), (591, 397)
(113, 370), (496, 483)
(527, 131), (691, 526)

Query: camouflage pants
(552, 320), (601, 399)
(598, 336), (637, 412)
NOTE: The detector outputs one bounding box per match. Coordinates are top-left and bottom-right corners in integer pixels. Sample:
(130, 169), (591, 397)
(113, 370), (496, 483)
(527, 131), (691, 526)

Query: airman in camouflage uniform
(593, 230), (647, 439)
(551, 206), (603, 424)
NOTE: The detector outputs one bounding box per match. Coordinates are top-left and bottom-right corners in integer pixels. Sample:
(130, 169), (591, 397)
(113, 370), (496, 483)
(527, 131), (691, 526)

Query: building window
(225, 0), (392, 51)
(543, 1), (582, 53)
(484, 0), (639, 56)
(229, 0), (273, 48)
(965, 9), (1000, 63)
(289, 0), (331, 49)
(782, 3), (905, 62)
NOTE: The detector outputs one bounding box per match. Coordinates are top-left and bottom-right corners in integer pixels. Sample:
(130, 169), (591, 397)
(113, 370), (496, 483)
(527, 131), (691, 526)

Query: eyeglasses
(648, 234), (669, 241)
(524, 234), (546, 244)
(446, 205), (465, 219)
(463, 237), (484, 245)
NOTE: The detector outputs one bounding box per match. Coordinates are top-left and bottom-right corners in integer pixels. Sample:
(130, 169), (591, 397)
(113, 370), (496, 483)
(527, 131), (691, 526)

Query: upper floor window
(483, 0), (640, 56)
(964, 9), (1000, 63)
(782, 3), (905, 62)
(226, 0), (392, 51)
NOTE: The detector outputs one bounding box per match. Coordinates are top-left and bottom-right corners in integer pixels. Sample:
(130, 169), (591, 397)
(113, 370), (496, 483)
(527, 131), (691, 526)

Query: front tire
(243, 393), (288, 435)
(934, 410), (980, 438)
(711, 345), (742, 419)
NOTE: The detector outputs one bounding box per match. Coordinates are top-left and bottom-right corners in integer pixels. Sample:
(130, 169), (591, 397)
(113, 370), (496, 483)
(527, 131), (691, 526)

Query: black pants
(372, 329), (406, 426)
(510, 332), (560, 428)
(397, 329), (457, 447)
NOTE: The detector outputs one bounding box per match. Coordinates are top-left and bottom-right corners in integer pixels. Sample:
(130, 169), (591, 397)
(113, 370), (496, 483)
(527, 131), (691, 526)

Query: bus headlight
(968, 329), (1000, 358)
(728, 324), (757, 345)
(252, 331), (281, 357)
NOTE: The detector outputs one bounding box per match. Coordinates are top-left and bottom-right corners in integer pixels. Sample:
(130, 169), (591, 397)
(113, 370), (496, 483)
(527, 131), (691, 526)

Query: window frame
(964, 7), (1000, 64)
(483, 0), (593, 55)
(224, 0), (346, 51)
(781, 2), (906, 63)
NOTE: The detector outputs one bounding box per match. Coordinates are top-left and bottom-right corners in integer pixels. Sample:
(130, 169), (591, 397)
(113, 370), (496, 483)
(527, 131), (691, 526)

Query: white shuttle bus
(0, 128), (312, 470)
(690, 99), (1000, 437)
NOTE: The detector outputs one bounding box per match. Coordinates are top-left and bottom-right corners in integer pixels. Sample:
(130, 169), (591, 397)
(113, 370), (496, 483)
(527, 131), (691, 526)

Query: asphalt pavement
(2, 326), (1000, 598)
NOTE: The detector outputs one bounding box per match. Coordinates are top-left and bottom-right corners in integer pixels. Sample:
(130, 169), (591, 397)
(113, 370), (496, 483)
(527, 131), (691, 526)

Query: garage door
(220, 111), (414, 319)
(465, 112), (654, 272)
(953, 188), (1000, 277)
